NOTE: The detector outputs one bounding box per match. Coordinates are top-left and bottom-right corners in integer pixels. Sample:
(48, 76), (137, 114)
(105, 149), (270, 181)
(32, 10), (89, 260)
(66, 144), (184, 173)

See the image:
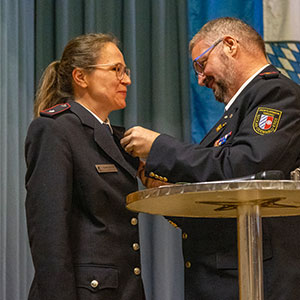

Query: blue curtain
(1, 1), (269, 299)
(34, 2), (190, 299)
(1, 1), (189, 299)
(0, 1), (35, 300)
(188, 0), (263, 142)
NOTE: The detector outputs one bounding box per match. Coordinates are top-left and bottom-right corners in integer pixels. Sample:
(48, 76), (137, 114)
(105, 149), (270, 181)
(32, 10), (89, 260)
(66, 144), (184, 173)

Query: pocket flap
(75, 264), (119, 292)
(217, 251), (238, 270)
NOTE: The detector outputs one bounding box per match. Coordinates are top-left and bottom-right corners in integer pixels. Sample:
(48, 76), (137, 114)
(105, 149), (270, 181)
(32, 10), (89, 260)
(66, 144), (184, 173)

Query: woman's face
(83, 42), (131, 114)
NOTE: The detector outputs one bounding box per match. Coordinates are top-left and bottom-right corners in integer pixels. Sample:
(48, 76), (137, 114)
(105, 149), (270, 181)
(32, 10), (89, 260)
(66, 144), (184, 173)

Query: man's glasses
(87, 62), (130, 80)
(193, 39), (223, 77)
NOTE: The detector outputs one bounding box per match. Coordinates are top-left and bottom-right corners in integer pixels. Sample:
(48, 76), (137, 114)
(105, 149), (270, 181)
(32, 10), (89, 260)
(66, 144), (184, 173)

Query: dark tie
(103, 123), (113, 135)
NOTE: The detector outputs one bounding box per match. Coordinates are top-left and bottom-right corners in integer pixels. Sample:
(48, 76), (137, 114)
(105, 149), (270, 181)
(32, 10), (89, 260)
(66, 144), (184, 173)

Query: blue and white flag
(264, 0), (300, 83)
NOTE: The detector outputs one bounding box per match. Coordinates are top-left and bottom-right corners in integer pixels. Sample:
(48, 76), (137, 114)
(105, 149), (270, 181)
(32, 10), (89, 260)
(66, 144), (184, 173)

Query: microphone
(229, 170), (285, 181)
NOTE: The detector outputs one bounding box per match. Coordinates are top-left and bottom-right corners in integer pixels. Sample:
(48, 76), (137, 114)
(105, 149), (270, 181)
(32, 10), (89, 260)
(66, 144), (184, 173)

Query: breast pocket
(75, 264), (119, 299)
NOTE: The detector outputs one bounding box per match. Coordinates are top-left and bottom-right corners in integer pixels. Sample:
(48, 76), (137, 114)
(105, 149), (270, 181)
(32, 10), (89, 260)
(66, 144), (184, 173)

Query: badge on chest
(95, 164), (118, 173)
(214, 131), (232, 147)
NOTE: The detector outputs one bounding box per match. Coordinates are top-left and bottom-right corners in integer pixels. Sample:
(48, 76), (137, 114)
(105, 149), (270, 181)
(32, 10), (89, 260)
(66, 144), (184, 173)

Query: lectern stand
(126, 180), (300, 300)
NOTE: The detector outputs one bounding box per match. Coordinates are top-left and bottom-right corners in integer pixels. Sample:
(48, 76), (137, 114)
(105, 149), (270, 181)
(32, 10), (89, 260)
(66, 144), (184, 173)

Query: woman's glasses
(87, 63), (130, 80)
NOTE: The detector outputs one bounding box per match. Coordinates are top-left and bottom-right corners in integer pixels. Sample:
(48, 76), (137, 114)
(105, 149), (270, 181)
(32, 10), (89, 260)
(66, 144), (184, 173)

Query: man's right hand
(120, 126), (160, 159)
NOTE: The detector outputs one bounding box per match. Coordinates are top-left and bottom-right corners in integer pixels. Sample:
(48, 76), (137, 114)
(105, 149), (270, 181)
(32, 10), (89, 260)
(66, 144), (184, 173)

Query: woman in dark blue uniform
(25, 33), (145, 300)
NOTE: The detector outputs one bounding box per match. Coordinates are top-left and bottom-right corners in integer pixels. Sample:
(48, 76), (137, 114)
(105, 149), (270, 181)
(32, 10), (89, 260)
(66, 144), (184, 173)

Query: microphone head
(255, 170), (285, 180)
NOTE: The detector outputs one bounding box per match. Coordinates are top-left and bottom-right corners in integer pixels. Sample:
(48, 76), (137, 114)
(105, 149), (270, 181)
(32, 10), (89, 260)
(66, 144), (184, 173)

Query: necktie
(103, 123), (113, 135)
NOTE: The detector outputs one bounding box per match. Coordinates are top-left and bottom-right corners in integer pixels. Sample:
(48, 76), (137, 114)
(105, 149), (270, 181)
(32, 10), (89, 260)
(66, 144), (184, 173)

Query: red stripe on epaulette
(259, 71), (279, 79)
(40, 103), (71, 116)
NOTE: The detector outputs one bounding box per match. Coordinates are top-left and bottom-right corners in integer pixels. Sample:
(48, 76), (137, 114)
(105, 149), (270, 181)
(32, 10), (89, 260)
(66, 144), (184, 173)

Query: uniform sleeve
(25, 117), (77, 300)
(145, 79), (300, 183)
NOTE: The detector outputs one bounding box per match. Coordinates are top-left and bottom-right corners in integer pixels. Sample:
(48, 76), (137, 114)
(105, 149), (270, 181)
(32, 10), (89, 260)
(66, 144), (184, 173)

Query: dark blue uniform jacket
(25, 101), (145, 300)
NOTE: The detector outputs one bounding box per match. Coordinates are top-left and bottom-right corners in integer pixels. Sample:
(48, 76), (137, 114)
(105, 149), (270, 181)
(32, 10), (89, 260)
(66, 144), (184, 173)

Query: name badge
(95, 164), (118, 173)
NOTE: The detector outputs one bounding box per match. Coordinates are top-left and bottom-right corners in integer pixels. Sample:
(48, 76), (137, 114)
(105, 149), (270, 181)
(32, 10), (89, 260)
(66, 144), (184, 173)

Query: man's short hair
(189, 17), (266, 57)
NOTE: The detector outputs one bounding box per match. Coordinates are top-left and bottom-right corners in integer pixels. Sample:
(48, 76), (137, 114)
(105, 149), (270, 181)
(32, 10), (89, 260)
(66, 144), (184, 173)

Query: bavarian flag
(264, 0), (300, 84)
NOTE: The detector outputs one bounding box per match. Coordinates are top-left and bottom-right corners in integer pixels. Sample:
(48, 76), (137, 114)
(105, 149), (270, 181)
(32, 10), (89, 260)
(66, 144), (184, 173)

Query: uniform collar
(225, 64), (270, 111)
(68, 100), (138, 177)
(75, 102), (113, 134)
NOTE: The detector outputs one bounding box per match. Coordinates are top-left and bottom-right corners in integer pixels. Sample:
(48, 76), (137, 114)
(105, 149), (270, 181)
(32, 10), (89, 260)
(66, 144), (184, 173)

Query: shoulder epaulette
(259, 71), (279, 79)
(40, 103), (71, 117)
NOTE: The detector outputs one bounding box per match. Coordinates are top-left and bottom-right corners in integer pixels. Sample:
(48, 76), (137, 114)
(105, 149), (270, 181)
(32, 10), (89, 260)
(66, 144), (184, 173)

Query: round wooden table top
(126, 180), (300, 218)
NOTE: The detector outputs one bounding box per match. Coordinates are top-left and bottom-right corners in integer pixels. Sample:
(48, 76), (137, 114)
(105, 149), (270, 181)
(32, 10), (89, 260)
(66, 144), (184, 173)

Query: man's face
(191, 39), (236, 104)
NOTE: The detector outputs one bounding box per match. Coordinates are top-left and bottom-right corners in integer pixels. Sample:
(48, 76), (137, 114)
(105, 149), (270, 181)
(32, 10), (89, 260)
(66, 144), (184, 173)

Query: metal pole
(237, 204), (264, 300)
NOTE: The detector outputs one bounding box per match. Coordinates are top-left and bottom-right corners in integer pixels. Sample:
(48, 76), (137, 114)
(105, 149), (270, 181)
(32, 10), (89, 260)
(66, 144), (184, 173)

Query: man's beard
(203, 76), (230, 104)
(213, 79), (229, 103)
(206, 55), (235, 104)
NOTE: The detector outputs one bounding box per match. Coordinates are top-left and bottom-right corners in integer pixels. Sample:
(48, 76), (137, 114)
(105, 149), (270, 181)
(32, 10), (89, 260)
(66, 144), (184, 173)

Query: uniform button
(149, 172), (155, 177)
(163, 177), (168, 182)
(182, 232), (188, 240)
(168, 220), (178, 228)
(132, 243), (140, 251)
(91, 280), (99, 288)
(131, 217), (138, 226)
(154, 174), (159, 179)
(185, 261), (191, 269)
(134, 267), (141, 275)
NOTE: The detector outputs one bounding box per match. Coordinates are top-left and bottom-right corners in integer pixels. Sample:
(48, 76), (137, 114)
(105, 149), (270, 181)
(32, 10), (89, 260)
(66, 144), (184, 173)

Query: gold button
(131, 218), (138, 226)
(168, 220), (178, 228)
(154, 174), (159, 179)
(134, 267), (141, 275)
(91, 280), (99, 288)
(163, 177), (168, 182)
(185, 261), (191, 269)
(182, 232), (188, 240)
(132, 243), (140, 251)
(149, 172), (155, 177)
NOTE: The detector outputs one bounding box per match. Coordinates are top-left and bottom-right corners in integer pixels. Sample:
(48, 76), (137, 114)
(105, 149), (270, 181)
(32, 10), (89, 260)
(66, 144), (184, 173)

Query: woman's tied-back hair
(34, 33), (119, 118)
(189, 17), (266, 57)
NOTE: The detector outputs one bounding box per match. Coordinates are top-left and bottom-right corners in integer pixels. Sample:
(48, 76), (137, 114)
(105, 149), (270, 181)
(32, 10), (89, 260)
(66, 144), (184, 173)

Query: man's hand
(120, 126), (160, 158)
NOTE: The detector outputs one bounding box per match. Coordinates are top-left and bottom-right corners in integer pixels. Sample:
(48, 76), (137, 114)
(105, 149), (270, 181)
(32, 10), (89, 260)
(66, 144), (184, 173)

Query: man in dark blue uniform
(121, 17), (300, 299)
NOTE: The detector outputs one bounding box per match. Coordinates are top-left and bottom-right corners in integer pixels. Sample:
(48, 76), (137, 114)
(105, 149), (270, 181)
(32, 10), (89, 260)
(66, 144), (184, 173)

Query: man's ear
(72, 68), (88, 88)
(223, 36), (238, 57)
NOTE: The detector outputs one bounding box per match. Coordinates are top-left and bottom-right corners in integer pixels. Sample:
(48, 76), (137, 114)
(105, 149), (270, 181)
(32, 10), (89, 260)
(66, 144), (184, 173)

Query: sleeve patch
(40, 103), (71, 117)
(253, 107), (282, 135)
